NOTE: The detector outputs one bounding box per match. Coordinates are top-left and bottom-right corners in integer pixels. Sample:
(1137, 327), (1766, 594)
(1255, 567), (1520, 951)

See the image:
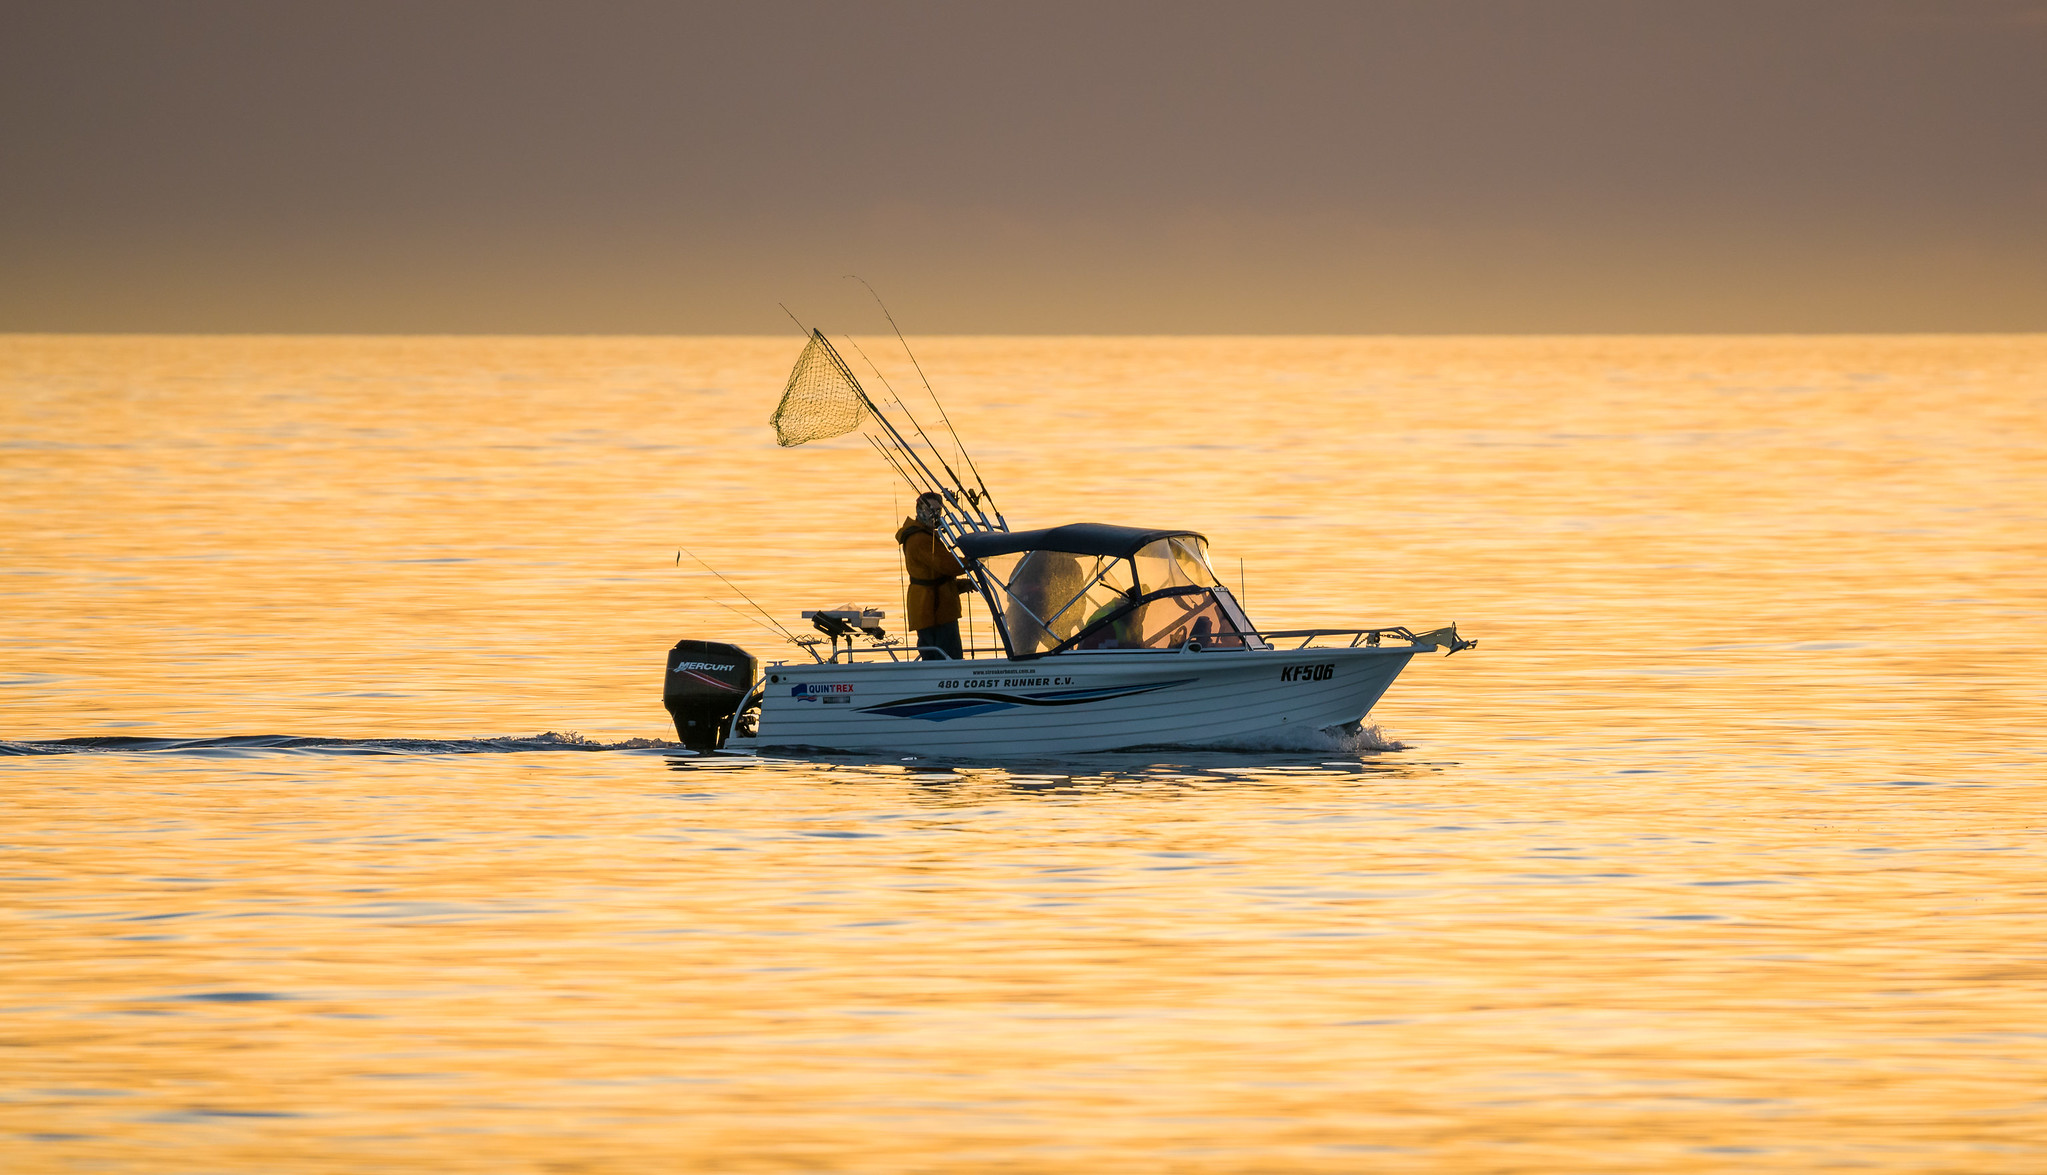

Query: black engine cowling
(662, 640), (757, 751)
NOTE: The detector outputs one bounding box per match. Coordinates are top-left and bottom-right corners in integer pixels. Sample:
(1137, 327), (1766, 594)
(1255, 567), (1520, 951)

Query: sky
(3, 0), (2044, 334)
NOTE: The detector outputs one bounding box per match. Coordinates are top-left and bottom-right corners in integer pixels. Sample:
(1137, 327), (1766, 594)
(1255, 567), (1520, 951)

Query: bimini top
(955, 523), (1206, 561)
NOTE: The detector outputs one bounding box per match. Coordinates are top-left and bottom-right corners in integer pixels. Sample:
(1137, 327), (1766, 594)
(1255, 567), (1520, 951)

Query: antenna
(893, 486), (906, 627)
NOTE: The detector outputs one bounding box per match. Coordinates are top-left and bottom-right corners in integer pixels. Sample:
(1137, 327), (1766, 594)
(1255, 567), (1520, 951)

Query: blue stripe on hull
(857, 679), (1195, 722)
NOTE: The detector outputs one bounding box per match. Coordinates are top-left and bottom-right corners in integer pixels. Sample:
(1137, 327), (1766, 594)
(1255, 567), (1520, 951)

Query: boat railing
(817, 642), (1007, 664)
(1016, 627), (1429, 652)
(1241, 626), (1427, 649)
(803, 629), (1461, 663)
(1244, 625), (1477, 654)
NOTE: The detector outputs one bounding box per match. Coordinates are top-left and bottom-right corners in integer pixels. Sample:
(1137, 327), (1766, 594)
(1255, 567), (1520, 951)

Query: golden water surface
(3, 335), (2044, 1172)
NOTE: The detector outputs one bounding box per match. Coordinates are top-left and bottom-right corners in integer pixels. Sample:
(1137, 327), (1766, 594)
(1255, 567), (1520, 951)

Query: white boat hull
(734, 646), (1419, 757)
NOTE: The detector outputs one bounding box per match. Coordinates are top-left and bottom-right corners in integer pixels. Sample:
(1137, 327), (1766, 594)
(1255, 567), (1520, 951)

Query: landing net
(770, 333), (867, 447)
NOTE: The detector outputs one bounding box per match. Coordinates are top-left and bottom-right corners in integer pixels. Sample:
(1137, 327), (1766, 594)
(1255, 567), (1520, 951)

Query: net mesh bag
(770, 333), (867, 447)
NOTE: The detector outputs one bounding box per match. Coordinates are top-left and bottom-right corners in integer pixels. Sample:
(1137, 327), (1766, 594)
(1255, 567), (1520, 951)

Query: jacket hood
(895, 517), (932, 544)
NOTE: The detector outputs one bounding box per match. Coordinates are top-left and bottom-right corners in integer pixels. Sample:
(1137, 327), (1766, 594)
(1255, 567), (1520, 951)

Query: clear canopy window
(979, 550), (1134, 655)
(972, 532), (1258, 655)
(1132, 536), (1215, 595)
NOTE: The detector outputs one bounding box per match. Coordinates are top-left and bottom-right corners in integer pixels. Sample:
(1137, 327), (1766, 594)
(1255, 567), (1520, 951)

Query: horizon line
(5, 329), (2045, 340)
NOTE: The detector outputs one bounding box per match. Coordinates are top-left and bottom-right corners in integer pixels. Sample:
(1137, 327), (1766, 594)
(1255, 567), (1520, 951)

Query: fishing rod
(707, 596), (823, 659)
(833, 330), (983, 521)
(766, 299), (1011, 659)
(843, 319), (1003, 536)
(781, 299), (996, 535)
(865, 433), (927, 497)
(843, 334), (999, 533)
(809, 330), (988, 536)
(847, 275), (1005, 527)
(858, 276), (1005, 527)
(864, 431), (980, 560)
(869, 431), (1001, 655)
(864, 433), (985, 573)
(672, 565), (823, 661)
(842, 332), (952, 475)
(864, 434), (990, 583)
(777, 302), (997, 555)
(676, 546), (812, 652)
(780, 304), (950, 503)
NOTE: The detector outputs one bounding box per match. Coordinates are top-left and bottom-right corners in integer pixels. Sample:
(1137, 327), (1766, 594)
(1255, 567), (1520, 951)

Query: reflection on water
(2, 335), (2043, 1170)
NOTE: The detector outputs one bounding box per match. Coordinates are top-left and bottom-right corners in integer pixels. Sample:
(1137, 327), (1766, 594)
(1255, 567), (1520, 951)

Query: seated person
(1076, 590), (1143, 649)
(1007, 550), (1085, 654)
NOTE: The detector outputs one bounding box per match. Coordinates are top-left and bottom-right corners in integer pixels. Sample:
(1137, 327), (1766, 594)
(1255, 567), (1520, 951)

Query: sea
(3, 334), (2042, 1172)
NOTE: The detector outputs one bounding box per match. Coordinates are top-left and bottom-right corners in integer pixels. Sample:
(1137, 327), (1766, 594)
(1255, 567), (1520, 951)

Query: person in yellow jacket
(895, 492), (973, 660)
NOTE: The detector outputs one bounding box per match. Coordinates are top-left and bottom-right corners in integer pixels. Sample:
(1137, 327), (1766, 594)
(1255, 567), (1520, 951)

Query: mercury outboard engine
(662, 640), (757, 751)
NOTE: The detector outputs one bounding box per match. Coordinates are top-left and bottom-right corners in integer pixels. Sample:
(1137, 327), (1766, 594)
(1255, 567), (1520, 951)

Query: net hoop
(770, 333), (867, 446)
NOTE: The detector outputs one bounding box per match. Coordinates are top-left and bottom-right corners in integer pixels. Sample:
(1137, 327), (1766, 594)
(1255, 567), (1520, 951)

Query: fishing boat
(663, 323), (1474, 757)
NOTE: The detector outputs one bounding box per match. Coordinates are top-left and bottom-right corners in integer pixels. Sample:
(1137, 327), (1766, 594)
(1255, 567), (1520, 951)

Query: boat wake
(1331, 722), (1409, 753)
(1166, 722), (1407, 755)
(0, 731), (683, 757)
(4, 726), (1404, 759)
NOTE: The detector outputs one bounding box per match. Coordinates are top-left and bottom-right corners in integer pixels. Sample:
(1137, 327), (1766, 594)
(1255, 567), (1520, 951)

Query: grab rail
(779, 629), (1470, 663)
(819, 643), (1008, 664)
(1244, 626), (1476, 654)
(1249, 627), (1419, 649)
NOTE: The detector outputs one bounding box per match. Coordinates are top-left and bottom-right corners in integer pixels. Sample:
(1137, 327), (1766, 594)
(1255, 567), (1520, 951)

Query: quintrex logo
(1279, 663), (1336, 682)
(791, 682), (855, 701)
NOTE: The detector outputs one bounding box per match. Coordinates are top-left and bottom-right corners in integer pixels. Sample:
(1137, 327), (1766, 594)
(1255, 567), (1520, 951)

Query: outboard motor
(662, 639), (757, 751)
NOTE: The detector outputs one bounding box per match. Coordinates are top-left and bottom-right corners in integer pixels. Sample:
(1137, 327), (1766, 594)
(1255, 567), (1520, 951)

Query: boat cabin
(956, 524), (1269, 660)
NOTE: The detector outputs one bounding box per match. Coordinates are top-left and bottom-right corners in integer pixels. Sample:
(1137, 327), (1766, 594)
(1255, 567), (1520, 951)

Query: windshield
(1116, 587), (1242, 651)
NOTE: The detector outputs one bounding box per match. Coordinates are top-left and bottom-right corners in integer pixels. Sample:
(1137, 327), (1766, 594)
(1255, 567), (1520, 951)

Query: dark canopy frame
(955, 523), (1206, 562)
